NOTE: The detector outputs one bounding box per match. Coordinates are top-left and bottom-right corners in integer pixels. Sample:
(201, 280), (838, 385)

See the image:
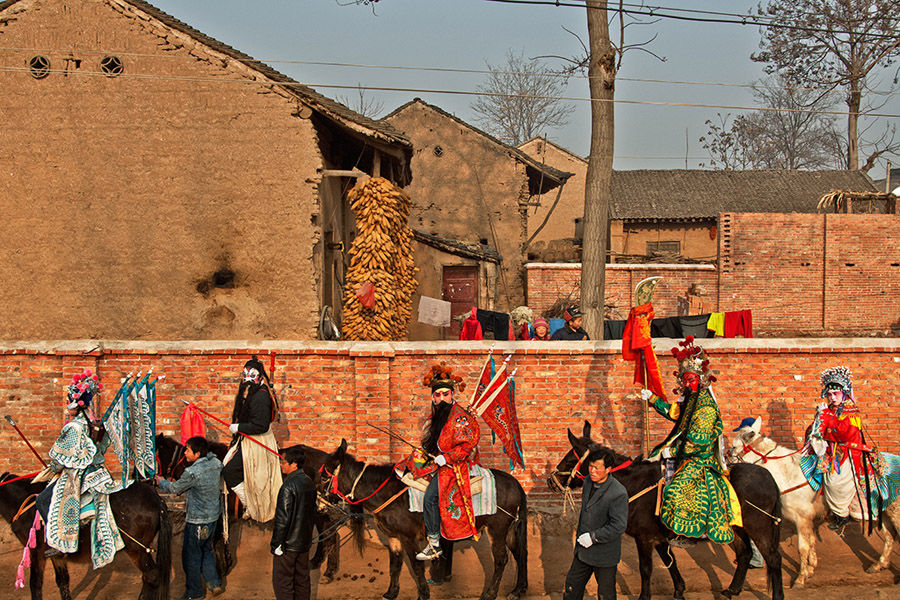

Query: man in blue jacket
(158, 436), (225, 600)
(563, 446), (629, 600)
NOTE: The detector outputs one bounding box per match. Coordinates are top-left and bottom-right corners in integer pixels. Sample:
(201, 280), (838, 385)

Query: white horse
(729, 418), (899, 588)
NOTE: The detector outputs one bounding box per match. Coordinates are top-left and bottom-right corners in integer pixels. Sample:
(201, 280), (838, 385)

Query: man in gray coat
(563, 446), (629, 600)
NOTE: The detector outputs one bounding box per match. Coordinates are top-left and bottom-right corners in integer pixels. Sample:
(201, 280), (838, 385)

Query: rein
(739, 438), (802, 463)
(323, 464), (394, 506)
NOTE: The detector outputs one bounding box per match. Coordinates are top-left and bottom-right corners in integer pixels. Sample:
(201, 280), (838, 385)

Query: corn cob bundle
(341, 177), (418, 340)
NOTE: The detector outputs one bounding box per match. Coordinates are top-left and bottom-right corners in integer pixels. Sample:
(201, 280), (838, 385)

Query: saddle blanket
(407, 464), (497, 516)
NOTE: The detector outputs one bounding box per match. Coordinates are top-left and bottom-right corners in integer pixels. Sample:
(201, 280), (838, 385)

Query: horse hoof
(719, 590), (736, 599)
(791, 579), (805, 588)
(865, 563), (883, 574)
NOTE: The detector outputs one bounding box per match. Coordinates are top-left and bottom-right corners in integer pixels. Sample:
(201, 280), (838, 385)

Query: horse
(155, 433), (346, 582)
(319, 439), (528, 600)
(548, 421), (784, 600)
(0, 473), (171, 600)
(730, 418), (900, 586)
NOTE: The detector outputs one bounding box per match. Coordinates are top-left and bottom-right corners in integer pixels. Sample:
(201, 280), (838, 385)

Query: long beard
(422, 401), (453, 456)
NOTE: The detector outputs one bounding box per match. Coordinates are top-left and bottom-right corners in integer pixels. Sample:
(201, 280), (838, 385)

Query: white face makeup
(242, 367), (260, 383)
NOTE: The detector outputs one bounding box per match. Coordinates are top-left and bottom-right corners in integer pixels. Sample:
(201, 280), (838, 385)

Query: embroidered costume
(223, 356), (282, 522)
(800, 367), (900, 531)
(37, 369), (124, 569)
(647, 337), (741, 544)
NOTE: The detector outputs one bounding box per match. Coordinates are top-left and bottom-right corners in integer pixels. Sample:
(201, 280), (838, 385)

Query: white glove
(577, 532), (593, 548)
(274, 545), (283, 556)
(434, 455), (447, 467)
(229, 423), (239, 434)
(641, 389), (654, 402)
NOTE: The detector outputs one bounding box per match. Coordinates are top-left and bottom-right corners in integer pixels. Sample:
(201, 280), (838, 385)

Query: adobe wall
(518, 139), (586, 244)
(384, 103), (530, 311)
(2, 339), (896, 509)
(0, 0), (323, 340)
(611, 221), (718, 261)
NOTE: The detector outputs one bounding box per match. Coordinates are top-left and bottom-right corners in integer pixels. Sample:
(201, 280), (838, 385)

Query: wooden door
(442, 265), (478, 339)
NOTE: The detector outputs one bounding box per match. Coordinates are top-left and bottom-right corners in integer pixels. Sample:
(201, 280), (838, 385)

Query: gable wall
(518, 139), (586, 244)
(0, 0), (324, 339)
(384, 103), (529, 311)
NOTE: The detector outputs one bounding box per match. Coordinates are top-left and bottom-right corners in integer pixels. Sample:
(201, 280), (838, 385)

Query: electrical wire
(3, 65), (897, 118)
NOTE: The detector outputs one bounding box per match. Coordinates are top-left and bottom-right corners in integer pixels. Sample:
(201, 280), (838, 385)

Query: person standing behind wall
(563, 446), (628, 600)
(271, 446), (316, 600)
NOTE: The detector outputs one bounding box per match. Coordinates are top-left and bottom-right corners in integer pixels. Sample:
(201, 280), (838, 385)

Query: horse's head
(318, 438), (350, 500)
(728, 416), (763, 463)
(547, 420), (596, 493)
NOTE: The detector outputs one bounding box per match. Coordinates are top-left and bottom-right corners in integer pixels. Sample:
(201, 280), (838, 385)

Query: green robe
(649, 389), (738, 543)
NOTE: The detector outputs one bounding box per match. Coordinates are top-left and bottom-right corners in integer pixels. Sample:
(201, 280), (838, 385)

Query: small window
(646, 240), (681, 255)
(433, 145), (444, 157)
(29, 56), (50, 79)
(100, 56), (123, 77)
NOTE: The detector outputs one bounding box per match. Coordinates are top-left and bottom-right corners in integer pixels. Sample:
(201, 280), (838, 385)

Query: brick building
(382, 99), (571, 340)
(0, 0), (412, 341)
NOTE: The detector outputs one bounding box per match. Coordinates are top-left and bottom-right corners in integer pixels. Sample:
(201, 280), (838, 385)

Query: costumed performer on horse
(396, 363), (480, 561)
(801, 366), (900, 533)
(35, 369), (124, 568)
(642, 336), (742, 546)
(222, 355), (282, 522)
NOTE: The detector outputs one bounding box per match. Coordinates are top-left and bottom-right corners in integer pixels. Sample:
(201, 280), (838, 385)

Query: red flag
(622, 303), (667, 401)
(474, 372), (525, 469)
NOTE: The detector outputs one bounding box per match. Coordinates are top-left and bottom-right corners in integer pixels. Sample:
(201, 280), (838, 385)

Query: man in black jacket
(551, 306), (590, 341)
(271, 445), (316, 600)
(563, 446), (628, 600)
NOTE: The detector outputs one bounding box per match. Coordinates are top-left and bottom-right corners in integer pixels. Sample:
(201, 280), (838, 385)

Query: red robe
(436, 403), (480, 540)
(816, 402), (865, 473)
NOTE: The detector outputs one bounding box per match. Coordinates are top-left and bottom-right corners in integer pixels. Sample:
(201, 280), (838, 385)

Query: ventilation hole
(433, 145), (444, 157)
(29, 56), (50, 79)
(845, 263), (855, 267)
(891, 263), (900, 267)
(100, 56), (123, 77)
(479, 238), (488, 245)
(212, 269), (235, 288)
(800, 262), (811, 267)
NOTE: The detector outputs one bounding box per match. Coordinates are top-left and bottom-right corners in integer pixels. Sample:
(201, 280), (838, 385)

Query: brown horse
(0, 473), (171, 600)
(548, 421), (784, 600)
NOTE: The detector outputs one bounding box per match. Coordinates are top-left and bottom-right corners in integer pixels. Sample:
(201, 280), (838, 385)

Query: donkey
(320, 439), (528, 600)
(0, 474), (171, 600)
(549, 421), (784, 600)
(730, 417), (900, 586)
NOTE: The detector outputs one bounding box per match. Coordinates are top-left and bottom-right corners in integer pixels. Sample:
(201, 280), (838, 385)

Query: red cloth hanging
(179, 404), (206, 445)
(459, 307), (483, 340)
(724, 310), (753, 338)
(622, 303), (667, 401)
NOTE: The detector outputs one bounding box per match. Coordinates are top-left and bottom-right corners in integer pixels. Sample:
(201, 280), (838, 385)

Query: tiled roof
(610, 169), (878, 220)
(0, 0), (411, 150)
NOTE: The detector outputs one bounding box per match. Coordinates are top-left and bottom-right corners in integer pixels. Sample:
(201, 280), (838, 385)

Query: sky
(149, 0), (899, 175)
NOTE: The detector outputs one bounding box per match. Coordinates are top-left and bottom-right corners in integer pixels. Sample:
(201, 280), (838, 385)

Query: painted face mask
(681, 372), (701, 394)
(242, 367), (260, 383)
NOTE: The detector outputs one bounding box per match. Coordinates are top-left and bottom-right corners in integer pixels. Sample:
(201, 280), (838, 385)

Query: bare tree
(700, 75), (845, 169)
(751, 0), (900, 170)
(469, 50), (575, 146)
(337, 83), (385, 119)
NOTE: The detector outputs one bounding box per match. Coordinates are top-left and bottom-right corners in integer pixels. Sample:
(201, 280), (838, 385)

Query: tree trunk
(846, 81), (860, 170)
(581, 0), (616, 340)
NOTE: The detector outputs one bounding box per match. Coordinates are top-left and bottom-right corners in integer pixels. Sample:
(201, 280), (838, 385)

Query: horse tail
(513, 484), (528, 593)
(156, 497), (172, 600)
(349, 504), (366, 556)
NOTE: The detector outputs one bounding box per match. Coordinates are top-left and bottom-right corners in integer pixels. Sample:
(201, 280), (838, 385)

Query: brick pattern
(1, 341), (897, 509)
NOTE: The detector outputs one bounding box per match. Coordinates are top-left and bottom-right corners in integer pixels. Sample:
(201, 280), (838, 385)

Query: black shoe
(827, 514), (850, 533)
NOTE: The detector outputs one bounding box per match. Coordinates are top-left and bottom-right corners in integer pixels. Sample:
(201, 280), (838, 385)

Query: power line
(2, 65), (897, 118)
(2, 46), (895, 97)
(483, 0), (900, 40)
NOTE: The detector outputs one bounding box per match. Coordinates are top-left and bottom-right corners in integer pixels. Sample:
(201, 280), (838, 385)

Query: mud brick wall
(526, 263), (718, 320)
(1, 339), (897, 510)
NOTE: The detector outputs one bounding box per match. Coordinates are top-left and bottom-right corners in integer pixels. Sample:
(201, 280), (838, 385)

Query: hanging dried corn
(341, 177), (418, 341)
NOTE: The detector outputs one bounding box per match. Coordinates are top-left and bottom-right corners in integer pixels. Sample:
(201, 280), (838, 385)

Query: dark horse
(320, 439), (528, 600)
(155, 433), (345, 581)
(548, 422), (784, 600)
(0, 473), (171, 600)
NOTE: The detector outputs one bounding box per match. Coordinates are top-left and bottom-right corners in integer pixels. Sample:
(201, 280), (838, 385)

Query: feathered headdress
(820, 366), (852, 398)
(422, 362), (466, 393)
(66, 368), (102, 410)
(669, 335), (715, 394)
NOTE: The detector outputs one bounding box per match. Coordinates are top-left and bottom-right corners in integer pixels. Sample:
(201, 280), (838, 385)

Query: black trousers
(222, 445), (244, 488)
(273, 550), (310, 600)
(563, 555), (617, 600)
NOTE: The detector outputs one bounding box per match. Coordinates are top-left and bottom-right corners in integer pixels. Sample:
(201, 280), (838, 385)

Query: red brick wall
(2, 340), (897, 509)
(719, 213), (900, 336)
(526, 264), (718, 319)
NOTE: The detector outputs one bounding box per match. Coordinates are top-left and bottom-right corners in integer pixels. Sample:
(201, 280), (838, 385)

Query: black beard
(422, 401), (453, 456)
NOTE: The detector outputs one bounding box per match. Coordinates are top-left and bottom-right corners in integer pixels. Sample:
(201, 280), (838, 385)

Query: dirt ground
(1, 508), (897, 600)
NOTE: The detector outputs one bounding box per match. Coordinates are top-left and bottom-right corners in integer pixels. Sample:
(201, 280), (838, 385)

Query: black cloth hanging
(650, 317), (683, 338)
(476, 309), (512, 341)
(603, 319), (627, 340)
(679, 314), (713, 338)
